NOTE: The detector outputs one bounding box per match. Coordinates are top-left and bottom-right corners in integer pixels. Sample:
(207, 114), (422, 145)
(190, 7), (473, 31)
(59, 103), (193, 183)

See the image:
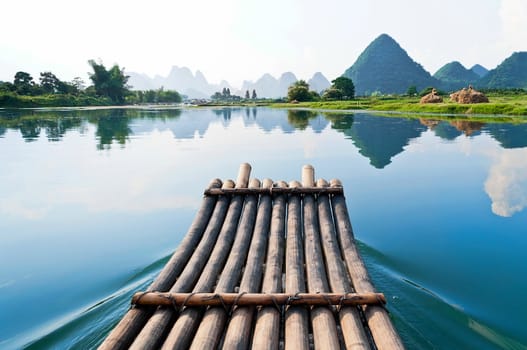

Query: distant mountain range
(343, 34), (527, 95)
(470, 64), (489, 78)
(127, 66), (235, 99)
(128, 34), (527, 98)
(478, 52), (527, 89)
(433, 61), (481, 91)
(127, 68), (331, 99)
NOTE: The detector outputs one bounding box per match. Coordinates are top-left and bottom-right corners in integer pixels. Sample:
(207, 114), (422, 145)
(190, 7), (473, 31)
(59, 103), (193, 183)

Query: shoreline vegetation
(2, 99), (527, 125)
(196, 92), (527, 121)
(269, 94), (527, 117)
(1, 60), (526, 120)
(3, 94), (527, 118)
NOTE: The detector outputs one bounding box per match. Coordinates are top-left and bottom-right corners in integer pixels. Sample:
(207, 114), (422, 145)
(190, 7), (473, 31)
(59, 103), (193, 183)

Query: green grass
(270, 94), (527, 117)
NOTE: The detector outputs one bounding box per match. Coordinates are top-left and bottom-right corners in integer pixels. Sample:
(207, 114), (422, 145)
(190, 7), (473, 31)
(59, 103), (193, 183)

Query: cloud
(0, 129), (203, 220)
(484, 148), (527, 217)
(499, 0), (527, 51)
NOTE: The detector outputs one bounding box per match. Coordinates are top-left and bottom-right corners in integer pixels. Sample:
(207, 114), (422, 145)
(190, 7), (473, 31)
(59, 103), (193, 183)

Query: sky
(1, 0), (526, 88)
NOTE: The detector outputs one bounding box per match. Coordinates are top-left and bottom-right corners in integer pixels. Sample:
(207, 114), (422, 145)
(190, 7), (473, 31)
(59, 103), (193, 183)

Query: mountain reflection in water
(1, 107), (527, 349)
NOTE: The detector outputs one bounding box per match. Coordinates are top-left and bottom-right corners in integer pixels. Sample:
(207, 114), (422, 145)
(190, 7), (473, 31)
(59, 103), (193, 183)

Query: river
(0, 107), (526, 349)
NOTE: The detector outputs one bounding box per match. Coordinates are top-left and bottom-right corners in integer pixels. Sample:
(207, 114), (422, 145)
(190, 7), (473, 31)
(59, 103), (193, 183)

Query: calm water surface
(0, 107), (526, 349)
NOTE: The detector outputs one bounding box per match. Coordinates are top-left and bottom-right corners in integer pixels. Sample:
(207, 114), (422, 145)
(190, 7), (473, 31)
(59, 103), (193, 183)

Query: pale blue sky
(1, 0), (525, 87)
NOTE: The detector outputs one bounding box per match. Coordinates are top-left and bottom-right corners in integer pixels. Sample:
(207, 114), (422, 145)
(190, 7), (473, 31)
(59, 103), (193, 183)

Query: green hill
(478, 52), (527, 89)
(343, 34), (438, 95)
(434, 61), (480, 91)
(470, 64), (489, 78)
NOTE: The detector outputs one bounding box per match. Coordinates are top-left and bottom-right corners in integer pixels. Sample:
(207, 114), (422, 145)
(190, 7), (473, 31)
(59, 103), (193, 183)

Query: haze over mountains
(127, 68), (331, 99)
(128, 33), (527, 98)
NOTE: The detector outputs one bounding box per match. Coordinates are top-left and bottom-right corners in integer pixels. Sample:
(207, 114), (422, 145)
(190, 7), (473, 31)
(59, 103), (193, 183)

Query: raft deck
(99, 164), (404, 349)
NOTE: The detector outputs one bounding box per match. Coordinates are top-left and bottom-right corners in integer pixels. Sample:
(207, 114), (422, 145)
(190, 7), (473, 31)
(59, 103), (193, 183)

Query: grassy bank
(271, 94), (527, 116)
(0, 93), (113, 108)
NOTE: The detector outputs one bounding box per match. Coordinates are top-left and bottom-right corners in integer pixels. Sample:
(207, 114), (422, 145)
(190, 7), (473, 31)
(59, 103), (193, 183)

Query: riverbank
(270, 94), (527, 116)
(0, 93), (113, 108)
(3, 93), (527, 122)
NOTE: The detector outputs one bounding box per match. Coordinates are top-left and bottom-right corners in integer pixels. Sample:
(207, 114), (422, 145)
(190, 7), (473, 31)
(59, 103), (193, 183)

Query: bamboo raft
(99, 163), (404, 350)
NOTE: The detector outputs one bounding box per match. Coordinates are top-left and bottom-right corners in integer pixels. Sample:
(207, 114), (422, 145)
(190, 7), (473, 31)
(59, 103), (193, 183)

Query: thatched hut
(420, 88), (443, 104)
(450, 85), (489, 104)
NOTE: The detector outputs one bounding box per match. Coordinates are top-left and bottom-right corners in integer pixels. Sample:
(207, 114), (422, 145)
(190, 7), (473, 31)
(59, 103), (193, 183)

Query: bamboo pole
(98, 178), (222, 350)
(236, 163), (252, 189)
(205, 187), (343, 196)
(301, 164), (315, 188)
(185, 178), (261, 349)
(316, 179), (370, 349)
(330, 179), (405, 350)
(221, 178), (274, 350)
(151, 165), (252, 350)
(284, 180), (309, 350)
(302, 166), (340, 350)
(132, 292), (386, 307)
(252, 180), (288, 350)
(128, 179), (235, 349)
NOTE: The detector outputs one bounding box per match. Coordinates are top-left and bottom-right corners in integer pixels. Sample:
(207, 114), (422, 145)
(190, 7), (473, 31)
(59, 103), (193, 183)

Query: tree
(39, 72), (62, 94)
(0, 81), (15, 93)
(406, 85), (418, 96)
(245, 90), (250, 99)
(331, 77), (355, 99)
(158, 89), (182, 103)
(322, 87), (343, 100)
(88, 59), (129, 104)
(14, 71), (36, 95)
(252, 89), (257, 99)
(71, 77), (86, 94)
(144, 90), (157, 103)
(287, 80), (312, 102)
(211, 91), (223, 100)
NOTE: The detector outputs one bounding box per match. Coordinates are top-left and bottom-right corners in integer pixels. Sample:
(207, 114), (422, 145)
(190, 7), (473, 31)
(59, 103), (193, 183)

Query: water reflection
(2, 107), (527, 349)
(484, 148), (527, 217)
(486, 123), (527, 149)
(243, 109), (295, 133)
(0, 109), (183, 148)
(212, 107), (233, 121)
(420, 119), (485, 139)
(287, 110), (318, 130)
(328, 113), (427, 168)
(2, 107), (527, 160)
(92, 110), (131, 150)
(422, 119), (461, 140)
(4, 108), (525, 218)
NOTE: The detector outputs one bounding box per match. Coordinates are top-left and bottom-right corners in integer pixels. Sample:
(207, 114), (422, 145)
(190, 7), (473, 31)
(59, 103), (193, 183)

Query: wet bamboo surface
(99, 163), (404, 350)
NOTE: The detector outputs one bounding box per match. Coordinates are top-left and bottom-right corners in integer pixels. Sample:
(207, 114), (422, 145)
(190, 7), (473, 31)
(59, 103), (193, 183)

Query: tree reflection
(44, 118), (83, 141)
(212, 108), (233, 120)
(325, 113), (354, 131)
(2, 109), (527, 157)
(92, 111), (131, 150)
(287, 110), (318, 130)
(18, 119), (42, 141)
